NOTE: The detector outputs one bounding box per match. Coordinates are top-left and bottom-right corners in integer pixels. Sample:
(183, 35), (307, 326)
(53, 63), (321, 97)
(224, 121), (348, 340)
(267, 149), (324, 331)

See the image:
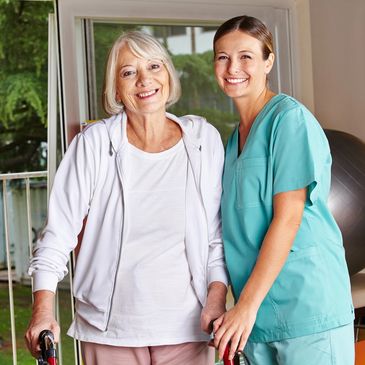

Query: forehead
(215, 30), (263, 53)
(117, 42), (164, 67)
(117, 44), (144, 66)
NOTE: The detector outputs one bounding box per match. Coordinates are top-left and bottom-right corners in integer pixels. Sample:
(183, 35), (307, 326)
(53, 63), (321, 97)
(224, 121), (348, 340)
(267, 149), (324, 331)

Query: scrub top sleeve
(272, 106), (328, 205)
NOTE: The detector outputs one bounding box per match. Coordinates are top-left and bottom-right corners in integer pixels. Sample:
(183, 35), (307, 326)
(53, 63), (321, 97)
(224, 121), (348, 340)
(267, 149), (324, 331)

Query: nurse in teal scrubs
(212, 15), (354, 365)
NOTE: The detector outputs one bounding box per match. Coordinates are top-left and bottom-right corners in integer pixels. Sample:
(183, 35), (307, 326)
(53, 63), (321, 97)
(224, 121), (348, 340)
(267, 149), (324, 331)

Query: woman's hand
(24, 290), (59, 358)
(201, 281), (227, 333)
(213, 302), (257, 360)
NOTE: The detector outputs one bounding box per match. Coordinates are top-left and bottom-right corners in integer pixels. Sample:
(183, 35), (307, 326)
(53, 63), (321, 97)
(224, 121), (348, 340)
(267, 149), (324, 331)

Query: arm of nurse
(213, 188), (306, 360)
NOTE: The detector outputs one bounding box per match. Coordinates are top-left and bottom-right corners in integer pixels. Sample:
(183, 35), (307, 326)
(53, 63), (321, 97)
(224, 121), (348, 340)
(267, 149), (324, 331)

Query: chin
(224, 89), (246, 98)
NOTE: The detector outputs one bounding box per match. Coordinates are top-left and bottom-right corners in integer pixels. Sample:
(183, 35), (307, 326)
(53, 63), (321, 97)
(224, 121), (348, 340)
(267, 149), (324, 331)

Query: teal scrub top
(221, 94), (354, 343)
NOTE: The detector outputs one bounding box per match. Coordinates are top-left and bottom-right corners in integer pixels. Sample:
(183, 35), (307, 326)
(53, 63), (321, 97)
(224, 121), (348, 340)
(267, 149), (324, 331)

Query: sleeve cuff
(208, 266), (229, 287)
(32, 271), (59, 293)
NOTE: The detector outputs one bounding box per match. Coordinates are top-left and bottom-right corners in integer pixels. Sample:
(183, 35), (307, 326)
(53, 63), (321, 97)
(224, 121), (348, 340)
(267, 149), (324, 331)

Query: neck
(125, 109), (182, 152)
(235, 87), (275, 130)
(234, 87), (275, 154)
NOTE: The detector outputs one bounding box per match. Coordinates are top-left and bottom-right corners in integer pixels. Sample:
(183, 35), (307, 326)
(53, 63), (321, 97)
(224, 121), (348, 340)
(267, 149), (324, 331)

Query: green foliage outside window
(0, 0), (53, 173)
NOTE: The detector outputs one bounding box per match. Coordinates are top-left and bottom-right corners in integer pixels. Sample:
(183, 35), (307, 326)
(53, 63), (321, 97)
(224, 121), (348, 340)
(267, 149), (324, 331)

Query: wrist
(236, 291), (261, 314)
(208, 281), (227, 296)
(33, 290), (55, 314)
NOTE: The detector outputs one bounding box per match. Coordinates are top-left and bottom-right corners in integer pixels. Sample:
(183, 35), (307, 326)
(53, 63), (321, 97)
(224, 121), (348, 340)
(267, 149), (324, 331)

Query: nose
(136, 69), (152, 87)
(227, 59), (241, 75)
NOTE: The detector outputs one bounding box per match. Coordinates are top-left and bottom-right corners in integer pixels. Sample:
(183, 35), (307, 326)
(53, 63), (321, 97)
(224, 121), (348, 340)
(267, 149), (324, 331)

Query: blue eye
(241, 54), (252, 60)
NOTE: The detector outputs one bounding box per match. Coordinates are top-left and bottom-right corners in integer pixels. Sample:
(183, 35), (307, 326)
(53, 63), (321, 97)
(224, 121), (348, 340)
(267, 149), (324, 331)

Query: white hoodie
(29, 112), (228, 331)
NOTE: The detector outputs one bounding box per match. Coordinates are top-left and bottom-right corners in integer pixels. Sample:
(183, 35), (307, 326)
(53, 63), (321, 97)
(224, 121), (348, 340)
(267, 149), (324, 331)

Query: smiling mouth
(225, 78), (248, 84)
(137, 89), (158, 98)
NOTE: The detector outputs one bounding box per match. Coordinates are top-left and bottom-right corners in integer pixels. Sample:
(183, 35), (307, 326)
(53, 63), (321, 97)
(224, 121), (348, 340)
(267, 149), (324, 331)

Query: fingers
(212, 315), (224, 333)
(51, 323), (60, 343)
(25, 327), (42, 358)
(238, 335), (248, 357)
(200, 312), (213, 333)
(217, 329), (231, 360)
(213, 313), (248, 360)
(24, 318), (60, 359)
(229, 332), (241, 360)
(200, 299), (226, 334)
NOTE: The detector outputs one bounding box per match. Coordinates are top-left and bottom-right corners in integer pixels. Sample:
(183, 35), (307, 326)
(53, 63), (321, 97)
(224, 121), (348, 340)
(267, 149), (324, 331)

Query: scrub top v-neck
(221, 93), (354, 342)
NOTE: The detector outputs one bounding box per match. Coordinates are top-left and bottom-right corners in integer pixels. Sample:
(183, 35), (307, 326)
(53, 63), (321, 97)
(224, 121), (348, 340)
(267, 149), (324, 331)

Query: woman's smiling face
(214, 30), (274, 100)
(116, 44), (170, 116)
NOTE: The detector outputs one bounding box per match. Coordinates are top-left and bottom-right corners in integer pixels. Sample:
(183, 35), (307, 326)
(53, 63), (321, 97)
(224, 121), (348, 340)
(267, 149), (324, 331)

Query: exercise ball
(325, 129), (365, 276)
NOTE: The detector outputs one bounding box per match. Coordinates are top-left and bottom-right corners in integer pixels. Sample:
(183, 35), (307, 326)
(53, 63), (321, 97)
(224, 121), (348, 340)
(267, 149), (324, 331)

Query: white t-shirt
(68, 139), (206, 346)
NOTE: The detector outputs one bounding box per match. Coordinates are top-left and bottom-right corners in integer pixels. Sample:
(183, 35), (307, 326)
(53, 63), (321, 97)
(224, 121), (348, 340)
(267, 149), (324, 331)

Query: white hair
(102, 30), (181, 116)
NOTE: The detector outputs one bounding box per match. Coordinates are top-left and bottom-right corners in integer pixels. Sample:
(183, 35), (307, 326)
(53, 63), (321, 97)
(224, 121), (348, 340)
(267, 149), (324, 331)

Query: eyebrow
(119, 64), (134, 69)
(238, 50), (254, 54)
(215, 49), (254, 55)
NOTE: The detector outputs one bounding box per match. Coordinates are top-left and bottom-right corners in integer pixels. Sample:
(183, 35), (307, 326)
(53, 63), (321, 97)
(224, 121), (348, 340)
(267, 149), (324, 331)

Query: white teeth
(137, 90), (157, 98)
(226, 78), (247, 84)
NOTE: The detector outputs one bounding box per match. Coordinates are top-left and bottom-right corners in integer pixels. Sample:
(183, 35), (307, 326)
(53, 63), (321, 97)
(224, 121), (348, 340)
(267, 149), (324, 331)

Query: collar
(104, 111), (203, 154)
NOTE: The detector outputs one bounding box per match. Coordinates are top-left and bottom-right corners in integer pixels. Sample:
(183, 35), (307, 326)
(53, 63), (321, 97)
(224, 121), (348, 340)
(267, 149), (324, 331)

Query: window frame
(55, 0), (313, 146)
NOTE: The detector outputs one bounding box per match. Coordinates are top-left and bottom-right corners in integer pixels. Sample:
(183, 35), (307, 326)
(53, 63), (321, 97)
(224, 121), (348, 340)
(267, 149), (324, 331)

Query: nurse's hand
(201, 281), (227, 333)
(213, 301), (257, 360)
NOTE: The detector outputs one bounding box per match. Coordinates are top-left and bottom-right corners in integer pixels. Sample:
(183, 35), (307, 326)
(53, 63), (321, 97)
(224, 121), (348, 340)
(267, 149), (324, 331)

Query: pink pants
(81, 341), (215, 365)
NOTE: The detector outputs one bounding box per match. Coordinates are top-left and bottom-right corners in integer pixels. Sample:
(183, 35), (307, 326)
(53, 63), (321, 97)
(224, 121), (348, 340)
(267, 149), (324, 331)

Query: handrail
(0, 171), (47, 180)
(1, 171), (48, 365)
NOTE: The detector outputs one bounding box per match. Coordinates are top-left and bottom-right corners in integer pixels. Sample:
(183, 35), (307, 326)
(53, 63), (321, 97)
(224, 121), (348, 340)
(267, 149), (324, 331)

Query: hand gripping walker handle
(208, 320), (249, 365)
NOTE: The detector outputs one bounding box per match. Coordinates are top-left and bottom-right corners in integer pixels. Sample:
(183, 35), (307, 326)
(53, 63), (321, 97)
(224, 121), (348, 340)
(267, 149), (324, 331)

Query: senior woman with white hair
(25, 31), (228, 365)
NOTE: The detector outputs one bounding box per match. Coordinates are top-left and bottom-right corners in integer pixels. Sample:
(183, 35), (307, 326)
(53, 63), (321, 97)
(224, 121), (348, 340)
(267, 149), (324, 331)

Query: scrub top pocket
(235, 157), (272, 209)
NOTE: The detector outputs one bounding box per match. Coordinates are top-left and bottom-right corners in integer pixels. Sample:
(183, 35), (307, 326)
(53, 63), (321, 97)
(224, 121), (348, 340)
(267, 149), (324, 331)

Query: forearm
(237, 216), (301, 311)
(32, 290), (55, 315)
(201, 281), (227, 332)
(207, 281), (228, 303)
(237, 188), (306, 311)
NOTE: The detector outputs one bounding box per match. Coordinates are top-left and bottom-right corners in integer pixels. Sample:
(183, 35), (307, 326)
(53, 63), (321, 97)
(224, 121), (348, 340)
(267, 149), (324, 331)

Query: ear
(264, 53), (275, 74)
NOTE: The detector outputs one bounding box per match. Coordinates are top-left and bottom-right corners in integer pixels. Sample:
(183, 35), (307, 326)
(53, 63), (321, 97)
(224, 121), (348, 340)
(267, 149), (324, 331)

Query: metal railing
(0, 171), (47, 365)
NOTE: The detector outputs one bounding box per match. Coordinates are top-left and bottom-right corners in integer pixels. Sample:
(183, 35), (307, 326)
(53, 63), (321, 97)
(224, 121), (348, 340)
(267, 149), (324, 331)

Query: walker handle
(37, 330), (57, 365)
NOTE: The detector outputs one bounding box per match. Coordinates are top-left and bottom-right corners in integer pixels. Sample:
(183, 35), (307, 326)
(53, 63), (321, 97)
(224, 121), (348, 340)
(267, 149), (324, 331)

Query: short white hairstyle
(102, 30), (181, 116)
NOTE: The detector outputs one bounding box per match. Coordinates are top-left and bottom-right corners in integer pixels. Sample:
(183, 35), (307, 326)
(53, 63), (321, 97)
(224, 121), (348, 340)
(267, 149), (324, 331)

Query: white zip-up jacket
(29, 112), (228, 331)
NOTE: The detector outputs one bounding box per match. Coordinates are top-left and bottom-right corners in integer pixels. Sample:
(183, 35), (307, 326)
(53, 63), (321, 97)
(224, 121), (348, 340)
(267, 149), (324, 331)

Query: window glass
(93, 23), (244, 143)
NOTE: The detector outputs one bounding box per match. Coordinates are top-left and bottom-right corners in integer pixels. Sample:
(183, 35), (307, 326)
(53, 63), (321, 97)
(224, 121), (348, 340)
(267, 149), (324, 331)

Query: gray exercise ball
(325, 129), (365, 276)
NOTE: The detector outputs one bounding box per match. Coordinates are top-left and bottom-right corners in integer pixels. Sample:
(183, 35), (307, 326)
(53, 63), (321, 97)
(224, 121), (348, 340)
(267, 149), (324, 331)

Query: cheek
(160, 74), (170, 97)
(214, 63), (223, 77)
(117, 81), (132, 97)
(214, 65), (227, 86)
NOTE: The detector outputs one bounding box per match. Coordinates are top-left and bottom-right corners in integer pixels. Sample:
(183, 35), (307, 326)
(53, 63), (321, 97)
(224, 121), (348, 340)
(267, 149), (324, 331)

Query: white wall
(309, 0), (365, 141)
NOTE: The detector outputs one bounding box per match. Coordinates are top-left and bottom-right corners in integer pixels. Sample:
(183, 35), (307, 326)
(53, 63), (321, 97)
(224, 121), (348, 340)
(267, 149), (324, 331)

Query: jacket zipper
(104, 152), (126, 330)
(190, 145), (209, 288)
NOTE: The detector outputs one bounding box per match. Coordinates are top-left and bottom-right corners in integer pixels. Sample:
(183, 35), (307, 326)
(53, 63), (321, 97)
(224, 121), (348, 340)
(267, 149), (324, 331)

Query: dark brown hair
(213, 15), (273, 60)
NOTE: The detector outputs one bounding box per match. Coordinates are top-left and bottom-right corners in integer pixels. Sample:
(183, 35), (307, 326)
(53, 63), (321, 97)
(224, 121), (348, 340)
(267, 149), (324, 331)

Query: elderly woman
(25, 31), (228, 365)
